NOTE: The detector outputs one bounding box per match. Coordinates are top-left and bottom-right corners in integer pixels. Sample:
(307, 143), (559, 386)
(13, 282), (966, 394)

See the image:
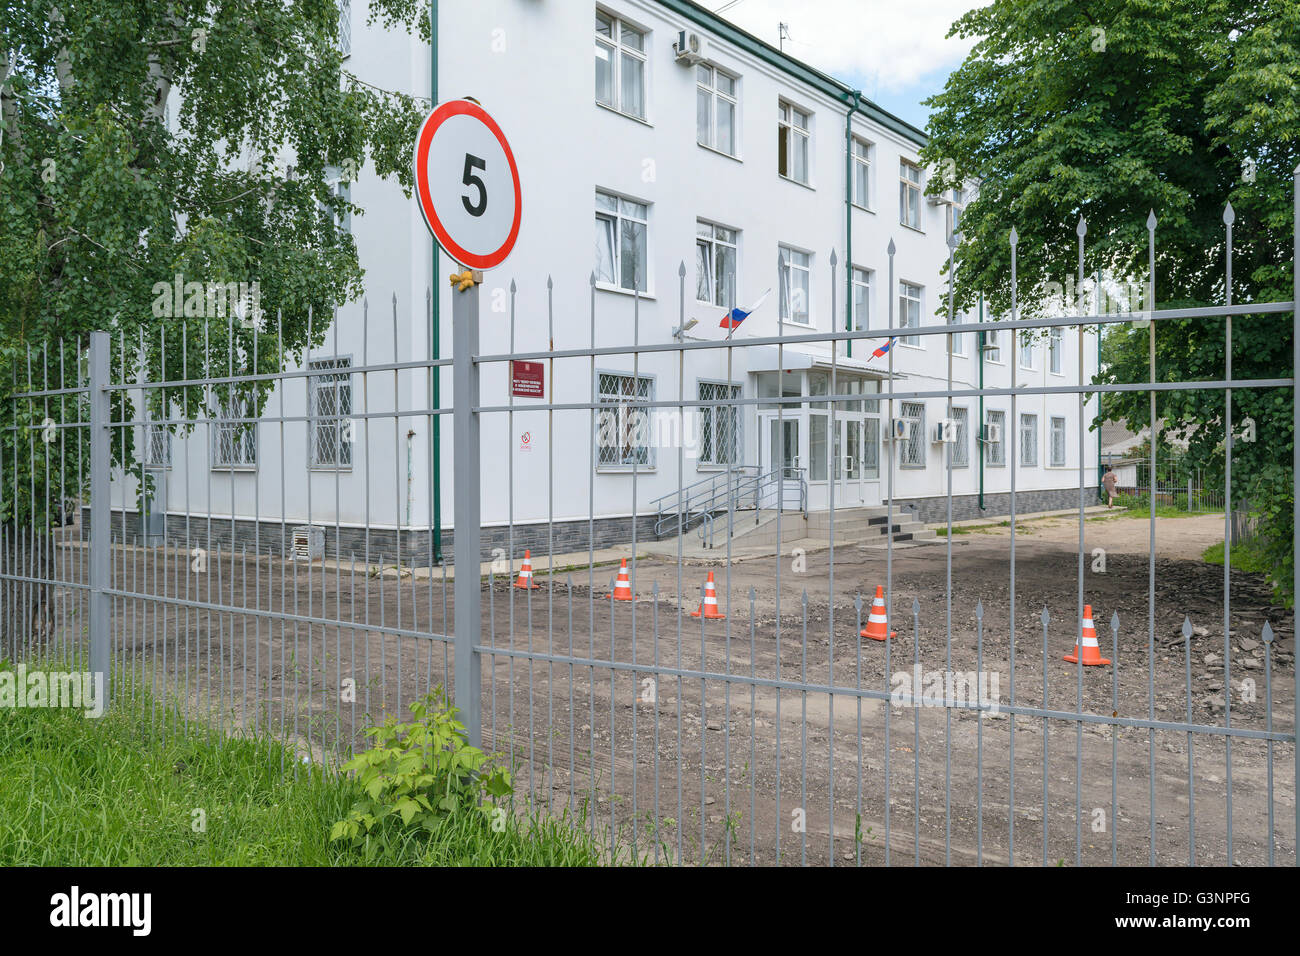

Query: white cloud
(710, 0), (977, 97)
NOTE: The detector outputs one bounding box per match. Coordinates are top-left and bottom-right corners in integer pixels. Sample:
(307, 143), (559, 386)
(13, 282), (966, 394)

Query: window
(851, 267), (871, 331)
(309, 358), (353, 468)
(982, 326), (1001, 363)
(900, 160), (922, 229)
(1050, 327), (1063, 374)
(949, 309), (967, 357)
(948, 186), (964, 240)
(951, 407), (969, 467)
(597, 372), (654, 468)
(1020, 413), (1038, 467)
(696, 221), (737, 306)
(778, 101), (810, 184)
(698, 382), (741, 466)
(810, 414), (828, 481)
(1050, 416), (1066, 467)
(986, 410), (1006, 466)
(213, 393), (257, 469)
(697, 65), (737, 156)
(337, 0), (351, 57)
(899, 281), (922, 346)
(595, 191), (648, 292)
(323, 166), (351, 235)
(144, 421), (172, 468)
(900, 402), (926, 468)
(863, 418), (880, 479)
(852, 137), (872, 208)
(595, 11), (646, 120)
(1020, 332), (1035, 369)
(779, 247), (811, 325)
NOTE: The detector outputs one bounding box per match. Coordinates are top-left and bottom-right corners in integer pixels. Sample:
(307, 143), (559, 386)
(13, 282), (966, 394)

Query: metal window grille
(901, 401), (926, 468)
(309, 358), (353, 468)
(597, 372), (653, 467)
(697, 381), (741, 465)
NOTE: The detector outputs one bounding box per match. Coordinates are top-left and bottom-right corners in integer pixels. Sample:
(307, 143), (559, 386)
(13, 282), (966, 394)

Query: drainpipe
(978, 292), (985, 511)
(430, 0), (443, 561)
(844, 91), (862, 356)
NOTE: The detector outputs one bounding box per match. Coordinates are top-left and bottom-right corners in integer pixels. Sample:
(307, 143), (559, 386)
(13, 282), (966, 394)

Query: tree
(922, 0), (1299, 600)
(0, 0), (432, 644)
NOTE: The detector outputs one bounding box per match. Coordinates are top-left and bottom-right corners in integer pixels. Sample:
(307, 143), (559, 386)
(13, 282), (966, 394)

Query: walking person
(1102, 465), (1119, 508)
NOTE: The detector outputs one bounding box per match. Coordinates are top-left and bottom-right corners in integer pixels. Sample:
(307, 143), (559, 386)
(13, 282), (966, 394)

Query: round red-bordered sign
(414, 100), (522, 270)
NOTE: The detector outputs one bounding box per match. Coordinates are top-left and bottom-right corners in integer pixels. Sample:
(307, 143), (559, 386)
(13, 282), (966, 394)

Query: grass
(0, 670), (606, 866)
(1201, 538), (1275, 576)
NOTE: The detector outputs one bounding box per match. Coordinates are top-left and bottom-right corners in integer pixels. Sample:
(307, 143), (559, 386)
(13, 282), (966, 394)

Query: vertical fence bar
(452, 276), (483, 748)
(1292, 162), (1299, 861)
(88, 330), (111, 712)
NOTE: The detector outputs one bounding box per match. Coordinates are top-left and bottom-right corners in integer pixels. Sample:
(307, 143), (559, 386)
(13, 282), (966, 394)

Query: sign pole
(452, 273), (482, 747)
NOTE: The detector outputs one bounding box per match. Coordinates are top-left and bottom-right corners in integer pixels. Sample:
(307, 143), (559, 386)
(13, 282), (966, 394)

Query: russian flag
(719, 288), (771, 330)
(870, 337), (897, 360)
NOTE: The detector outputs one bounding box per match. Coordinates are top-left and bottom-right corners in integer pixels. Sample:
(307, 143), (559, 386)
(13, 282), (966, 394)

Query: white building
(119, 0), (1100, 563)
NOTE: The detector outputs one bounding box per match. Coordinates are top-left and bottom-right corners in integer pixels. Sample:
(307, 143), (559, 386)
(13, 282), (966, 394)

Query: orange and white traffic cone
(514, 549), (541, 590)
(609, 558), (634, 602)
(690, 571), (726, 620)
(1064, 604), (1111, 665)
(859, 585), (897, 642)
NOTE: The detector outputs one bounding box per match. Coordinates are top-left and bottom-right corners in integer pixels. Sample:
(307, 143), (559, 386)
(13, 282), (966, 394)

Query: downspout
(978, 292), (985, 510)
(844, 91), (862, 356)
(430, 0), (443, 562)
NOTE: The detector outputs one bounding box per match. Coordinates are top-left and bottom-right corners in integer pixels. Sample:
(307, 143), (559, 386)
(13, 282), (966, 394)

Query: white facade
(120, 0), (1100, 546)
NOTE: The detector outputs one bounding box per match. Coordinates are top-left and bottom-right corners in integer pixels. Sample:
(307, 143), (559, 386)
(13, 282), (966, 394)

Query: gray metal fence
(3, 186), (1298, 867)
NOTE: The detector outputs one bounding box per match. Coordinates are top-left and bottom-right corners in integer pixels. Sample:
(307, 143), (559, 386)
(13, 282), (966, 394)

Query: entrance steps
(643, 506), (936, 559)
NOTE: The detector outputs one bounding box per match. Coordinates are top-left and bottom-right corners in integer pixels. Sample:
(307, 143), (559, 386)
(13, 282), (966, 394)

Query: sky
(709, 0), (980, 132)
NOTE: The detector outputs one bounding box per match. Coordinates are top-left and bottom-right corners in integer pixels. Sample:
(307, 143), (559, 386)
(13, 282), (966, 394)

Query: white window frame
(983, 325), (1002, 364)
(1050, 415), (1067, 467)
(900, 160), (923, 230)
(949, 309), (968, 357)
(900, 401), (926, 469)
(778, 100), (811, 186)
(899, 281), (923, 347)
(951, 406), (970, 468)
(595, 10), (647, 121)
(696, 64), (738, 157)
(212, 392), (257, 470)
(697, 380), (742, 467)
(1020, 332), (1035, 370)
(947, 186), (965, 240)
(696, 220), (738, 307)
(851, 266), (872, 331)
(597, 371), (656, 470)
(851, 137), (872, 209)
(985, 409), (1006, 467)
(778, 246), (812, 326)
(1049, 327), (1063, 375)
(1020, 412), (1039, 467)
(595, 190), (650, 293)
(308, 357), (354, 470)
(337, 1), (352, 58)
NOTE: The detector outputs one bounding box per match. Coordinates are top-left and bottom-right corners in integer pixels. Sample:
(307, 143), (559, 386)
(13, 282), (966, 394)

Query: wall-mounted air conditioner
(889, 418), (910, 441)
(674, 30), (708, 64)
(933, 420), (957, 443)
(981, 423), (1002, 444)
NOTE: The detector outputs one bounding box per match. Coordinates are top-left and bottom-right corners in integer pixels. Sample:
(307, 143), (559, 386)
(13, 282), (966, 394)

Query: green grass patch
(0, 671), (606, 866)
(1201, 539), (1275, 577)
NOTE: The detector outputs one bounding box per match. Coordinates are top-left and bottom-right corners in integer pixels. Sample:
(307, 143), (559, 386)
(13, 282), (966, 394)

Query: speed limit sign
(414, 99), (522, 270)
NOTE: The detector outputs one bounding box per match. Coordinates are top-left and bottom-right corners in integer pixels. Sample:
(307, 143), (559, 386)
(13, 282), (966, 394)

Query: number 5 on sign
(414, 100), (522, 271)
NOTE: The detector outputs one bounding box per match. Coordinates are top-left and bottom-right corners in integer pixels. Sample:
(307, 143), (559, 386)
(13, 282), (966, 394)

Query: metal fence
(2, 189), (1298, 867)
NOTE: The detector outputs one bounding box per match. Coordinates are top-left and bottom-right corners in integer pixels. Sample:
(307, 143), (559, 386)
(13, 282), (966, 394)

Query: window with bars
(597, 372), (654, 468)
(596, 11), (646, 120)
(338, 0), (351, 57)
(144, 421), (172, 468)
(696, 64), (737, 156)
(309, 358), (353, 468)
(900, 160), (922, 229)
(1020, 412), (1039, 467)
(986, 409), (1006, 466)
(696, 221), (738, 306)
(778, 101), (810, 184)
(952, 407), (969, 467)
(899, 281), (922, 345)
(595, 190), (648, 292)
(1050, 415), (1067, 467)
(901, 401), (926, 468)
(697, 382), (741, 466)
(779, 246), (811, 325)
(213, 393), (257, 469)
(851, 267), (871, 331)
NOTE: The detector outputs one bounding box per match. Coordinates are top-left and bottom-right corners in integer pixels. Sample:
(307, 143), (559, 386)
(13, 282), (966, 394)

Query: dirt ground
(33, 510), (1298, 866)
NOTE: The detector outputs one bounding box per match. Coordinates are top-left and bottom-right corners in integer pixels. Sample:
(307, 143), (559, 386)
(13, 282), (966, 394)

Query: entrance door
(838, 418), (865, 506)
(761, 415), (801, 510)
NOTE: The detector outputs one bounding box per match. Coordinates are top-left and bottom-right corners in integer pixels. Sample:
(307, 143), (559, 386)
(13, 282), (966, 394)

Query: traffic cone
(609, 558), (634, 602)
(514, 549), (541, 590)
(859, 585), (897, 641)
(1064, 605), (1111, 665)
(690, 571), (726, 620)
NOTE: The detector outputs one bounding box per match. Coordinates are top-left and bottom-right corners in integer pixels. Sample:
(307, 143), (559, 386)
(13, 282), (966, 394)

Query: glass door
(762, 414), (801, 510)
(839, 418), (865, 506)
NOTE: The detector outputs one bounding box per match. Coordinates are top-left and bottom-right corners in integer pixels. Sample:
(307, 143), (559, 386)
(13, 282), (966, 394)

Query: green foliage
(1202, 538), (1278, 581)
(923, 0), (1299, 599)
(331, 690), (512, 844)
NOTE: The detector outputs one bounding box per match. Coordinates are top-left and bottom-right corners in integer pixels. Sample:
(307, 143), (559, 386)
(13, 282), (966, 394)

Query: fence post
(88, 331), (111, 712)
(451, 275), (482, 748)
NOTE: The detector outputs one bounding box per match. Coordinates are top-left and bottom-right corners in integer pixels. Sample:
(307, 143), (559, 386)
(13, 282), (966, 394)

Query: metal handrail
(661, 465), (808, 544)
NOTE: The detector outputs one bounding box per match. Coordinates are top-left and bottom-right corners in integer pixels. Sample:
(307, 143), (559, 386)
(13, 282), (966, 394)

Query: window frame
(1050, 415), (1067, 467)
(778, 245), (812, 326)
(985, 409), (1006, 467)
(211, 392), (258, 471)
(1049, 327), (1063, 375)
(1019, 332), (1036, 371)
(696, 64), (738, 157)
(851, 136), (873, 210)
(596, 370), (656, 471)
(595, 10), (648, 121)
(696, 220), (739, 307)
(696, 380), (743, 468)
(899, 159), (923, 231)
(1019, 412), (1039, 467)
(338, 0), (352, 58)
(851, 266), (872, 332)
(778, 100), (812, 186)
(898, 280), (923, 347)
(951, 406), (970, 468)
(900, 401), (926, 469)
(308, 357), (354, 471)
(595, 189), (650, 294)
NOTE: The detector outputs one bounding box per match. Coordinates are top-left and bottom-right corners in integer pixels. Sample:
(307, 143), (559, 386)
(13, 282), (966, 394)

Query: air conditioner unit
(889, 418), (910, 441)
(933, 420), (957, 443)
(674, 30), (708, 64)
(292, 525), (325, 562)
(981, 423), (1002, 444)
